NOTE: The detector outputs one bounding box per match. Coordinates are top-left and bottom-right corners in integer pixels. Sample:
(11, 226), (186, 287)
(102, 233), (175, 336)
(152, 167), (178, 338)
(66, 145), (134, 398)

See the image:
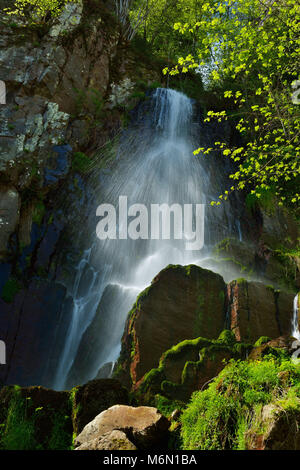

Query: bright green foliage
(154, 394), (186, 418)
(129, 0), (203, 59)
(4, 0), (80, 23)
(180, 355), (300, 450)
(254, 336), (271, 347)
(0, 388), (37, 450)
(166, 0), (300, 208)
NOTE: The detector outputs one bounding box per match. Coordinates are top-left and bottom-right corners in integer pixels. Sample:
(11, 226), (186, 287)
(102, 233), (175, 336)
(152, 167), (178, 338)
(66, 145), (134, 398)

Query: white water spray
(53, 88), (238, 390)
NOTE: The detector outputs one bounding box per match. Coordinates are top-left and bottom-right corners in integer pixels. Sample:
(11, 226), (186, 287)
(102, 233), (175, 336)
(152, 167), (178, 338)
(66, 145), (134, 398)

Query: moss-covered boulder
(0, 385), (72, 450)
(115, 264), (227, 389)
(180, 353), (300, 450)
(248, 335), (298, 361)
(0, 378), (129, 450)
(70, 379), (129, 435)
(134, 331), (252, 404)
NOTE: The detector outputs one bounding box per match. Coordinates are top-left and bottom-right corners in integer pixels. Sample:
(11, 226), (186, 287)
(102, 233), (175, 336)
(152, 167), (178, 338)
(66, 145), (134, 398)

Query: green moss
(154, 394), (185, 418)
(0, 389), (37, 450)
(48, 412), (72, 450)
(217, 329), (236, 345)
(254, 336), (271, 347)
(245, 186), (276, 214)
(180, 355), (300, 450)
(1, 278), (22, 303)
(32, 200), (46, 226)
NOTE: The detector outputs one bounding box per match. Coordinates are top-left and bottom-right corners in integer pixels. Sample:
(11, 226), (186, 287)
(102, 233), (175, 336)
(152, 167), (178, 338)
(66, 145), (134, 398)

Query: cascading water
(292, 294), (300, 340)
(53, 88), (240, 390)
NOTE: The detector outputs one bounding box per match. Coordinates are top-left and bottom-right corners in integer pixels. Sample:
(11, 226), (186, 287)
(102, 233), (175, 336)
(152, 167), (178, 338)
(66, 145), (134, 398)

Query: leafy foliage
(180, 355), (300, 450)
(164, 0), (300, 208)
(4, 0), (80, 23)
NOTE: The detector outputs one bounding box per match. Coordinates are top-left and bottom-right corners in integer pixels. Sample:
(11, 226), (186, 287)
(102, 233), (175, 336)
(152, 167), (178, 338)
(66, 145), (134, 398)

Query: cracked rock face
(0, 0), (119, 175)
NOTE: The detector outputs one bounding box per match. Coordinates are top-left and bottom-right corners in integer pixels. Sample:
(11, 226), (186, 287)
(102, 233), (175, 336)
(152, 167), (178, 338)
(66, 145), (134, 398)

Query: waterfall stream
(292, 294), (300, 341)
(53, 88), (241, 390)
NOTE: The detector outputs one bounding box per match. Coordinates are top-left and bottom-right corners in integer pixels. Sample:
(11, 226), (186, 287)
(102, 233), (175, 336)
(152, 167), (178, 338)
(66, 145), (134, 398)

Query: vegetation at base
(165, 0), (299, 210)
(0, 387), (73, 450)
(180, 354), (300, 450)
(1, 278), (22, 303)
(0, 387), (37, 450)
(154, 394), (185, 418)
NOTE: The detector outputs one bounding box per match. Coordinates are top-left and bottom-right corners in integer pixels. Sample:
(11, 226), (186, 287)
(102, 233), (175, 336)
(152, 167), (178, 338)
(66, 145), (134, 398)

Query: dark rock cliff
(0, 0), (162, 388)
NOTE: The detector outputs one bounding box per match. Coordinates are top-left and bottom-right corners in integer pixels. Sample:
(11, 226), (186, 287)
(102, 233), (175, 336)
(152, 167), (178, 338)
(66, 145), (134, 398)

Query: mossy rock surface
(115, 264), (227, 389)
(70, 379), (129, 435)
(134, 331), (252, 405)
(0, 385), (72, 450)
(0, 378), (129, 450)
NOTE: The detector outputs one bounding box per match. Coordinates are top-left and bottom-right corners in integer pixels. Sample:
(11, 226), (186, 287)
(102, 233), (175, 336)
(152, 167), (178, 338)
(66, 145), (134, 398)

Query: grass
(0, 388), (37, 450)
(180, 354), (300, 450)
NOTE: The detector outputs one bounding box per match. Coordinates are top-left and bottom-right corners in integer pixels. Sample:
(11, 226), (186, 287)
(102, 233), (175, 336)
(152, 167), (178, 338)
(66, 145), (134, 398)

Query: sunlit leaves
(171, 0), (300, 207)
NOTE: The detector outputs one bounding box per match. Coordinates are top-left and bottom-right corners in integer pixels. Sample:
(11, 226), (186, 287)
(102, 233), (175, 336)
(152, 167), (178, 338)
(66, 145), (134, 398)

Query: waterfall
(53, 88), (239, 390)
(292, 294), (300, 341)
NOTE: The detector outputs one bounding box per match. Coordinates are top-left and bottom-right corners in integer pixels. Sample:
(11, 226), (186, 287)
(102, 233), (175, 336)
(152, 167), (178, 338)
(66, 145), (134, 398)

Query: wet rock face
(0, 1), (120, 175)
(116, 264), (226, 389)
(227, 280), (295, 343)
(0, 186), (20, 260)
(74, 405), (170, 450)
(0, 280), (72, 388)
(114, 265), (296, 394)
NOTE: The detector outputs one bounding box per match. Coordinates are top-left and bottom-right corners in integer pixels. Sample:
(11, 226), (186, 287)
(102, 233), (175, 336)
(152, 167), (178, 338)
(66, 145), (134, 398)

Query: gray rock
(74, 405), (170, 450)
(75, 430), (137, 450)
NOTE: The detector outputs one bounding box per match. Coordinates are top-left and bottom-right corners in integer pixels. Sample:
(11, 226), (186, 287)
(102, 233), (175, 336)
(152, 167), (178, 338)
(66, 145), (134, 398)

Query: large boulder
(115, 264), (226, 389)
(75, 430), (137, 450)
(135, 332), (251, 404)
(0, 378), (129, 450)
(71, 379), (129, 435)
(227, 279), (295, 343)
(74, 405), (170, 450)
